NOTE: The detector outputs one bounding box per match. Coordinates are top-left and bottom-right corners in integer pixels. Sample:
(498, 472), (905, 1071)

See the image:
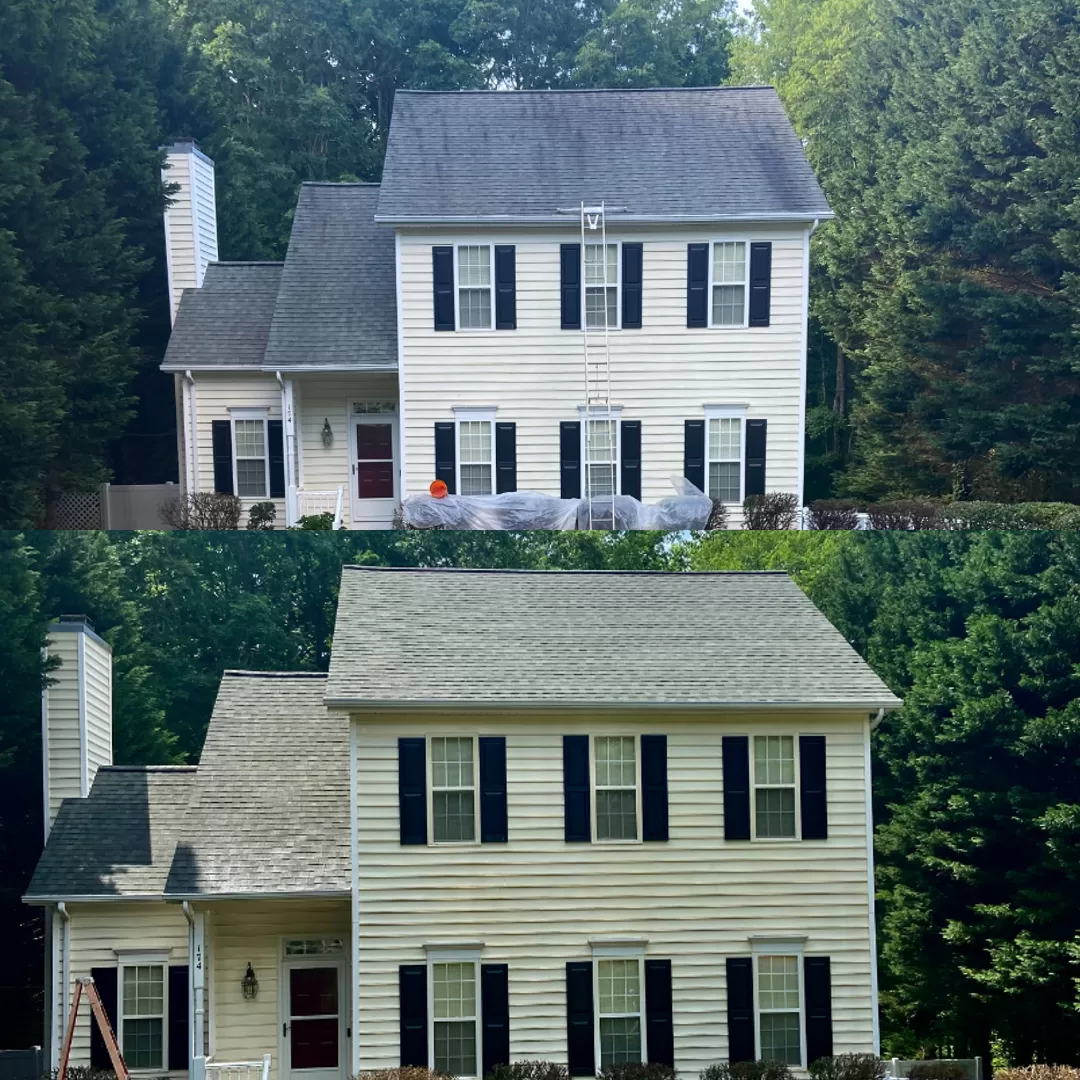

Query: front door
(349, 414), (398, 528)
(282, 960), (345, 1080)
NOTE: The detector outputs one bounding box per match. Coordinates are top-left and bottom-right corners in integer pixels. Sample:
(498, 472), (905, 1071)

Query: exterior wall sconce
(322, 418), (334, 448)
(241, 962), (259, 1000)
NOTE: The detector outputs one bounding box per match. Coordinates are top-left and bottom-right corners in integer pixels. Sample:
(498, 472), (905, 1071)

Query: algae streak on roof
(325, 567), (900, 710)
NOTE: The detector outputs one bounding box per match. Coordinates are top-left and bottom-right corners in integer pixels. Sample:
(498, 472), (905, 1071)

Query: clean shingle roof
(160, 262), (283, 370)
(263, 183), (398, 371)
(164, 672), (349, 898)
(377, 87), (833, 224)
(325, 567), (900, 709)
(25, 767), (196, 900)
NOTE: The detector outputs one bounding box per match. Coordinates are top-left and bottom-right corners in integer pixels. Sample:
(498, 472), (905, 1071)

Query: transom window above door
(457, 245), (493, 329)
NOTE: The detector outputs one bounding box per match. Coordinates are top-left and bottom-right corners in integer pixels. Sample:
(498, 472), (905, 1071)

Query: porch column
(188, 905), (206, 1080)
(280, 375), (298, 526)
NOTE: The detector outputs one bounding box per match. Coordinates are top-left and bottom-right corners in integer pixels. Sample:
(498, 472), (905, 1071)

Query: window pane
(708, 418), (741, 462)
(458, 422), (492, 465)
(595, 737), (635, 787)
(713, 241), (746, 284)
(754, 736), (795, 785)
(585, 287), (618, 329)
(587, 421), (616, 463)
(758, 956), (800, 1009)
(123, 1018), (163, 1069)
(599, 1018), (642, 1067)
(460, 465), (493, 496)
(587, 463), (616, 499)
(123, 965), (163, 1016)
(434, 790), (476, 842)
(433, 963), (476, 1019)
(712, 284), (746, 326)
(598, 959), (640, 1014)
(596, 789), (638, 840)
(434, 1020), (477, 1075)
(708, 462), (741, 503)
(236, 458), (267, 497)
(457, 246), (490, 288)
(755, 787), (797, 838)
(584, 244), (617, 286)
(432, 737), (474, 788)
(234, 419), (264, 458)
(458, 288), (491, 329)
(760, 1012), (801, 1065)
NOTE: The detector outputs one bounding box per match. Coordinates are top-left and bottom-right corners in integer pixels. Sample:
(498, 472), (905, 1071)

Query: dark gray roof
(377, 87), (832, 224)
(161, 262), (283, 371)
(262, 184), (398, 371)
(164, 672), (349, 898)
(25, 767), (196, 900)
(325, 567), (899, 709)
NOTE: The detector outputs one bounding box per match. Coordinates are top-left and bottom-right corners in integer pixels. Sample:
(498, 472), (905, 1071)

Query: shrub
(355, 1069), (453, 1080)
(247, 502), (277, 530)
(296, 511), (336, 530)
(700, 1062), (795, 1080)
(485, 1063), (570, 1080)
(600, 1065), (677, 1080)
(808, 1055), (886, 1080)
(742, 492), (799, 530)
(995, 1068), (1080, 1080)
(46, 1069), (118, 1080)
(705, 499), (728, 530)
(941, 501), (1080, 530)
(160, 492), (242, 529)
(806, 499), (861, 530)
(864, 500), (941, 531)
(907, 1065), (969, 1080)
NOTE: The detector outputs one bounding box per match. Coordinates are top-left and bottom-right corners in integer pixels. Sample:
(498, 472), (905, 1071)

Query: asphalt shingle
(325, 567), (900, 709)
(377, 87), (833, 223)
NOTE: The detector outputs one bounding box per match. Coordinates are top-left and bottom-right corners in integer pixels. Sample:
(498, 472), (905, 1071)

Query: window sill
(591, 837), (643, 846)
(751, 835), (800, 843)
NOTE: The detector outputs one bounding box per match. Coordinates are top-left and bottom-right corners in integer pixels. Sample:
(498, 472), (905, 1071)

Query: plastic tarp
(402, 476), (713, 531)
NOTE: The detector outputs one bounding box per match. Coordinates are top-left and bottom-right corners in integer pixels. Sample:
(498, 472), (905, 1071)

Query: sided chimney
(41, 615), (113, 840)
(161, 139), (219, 324)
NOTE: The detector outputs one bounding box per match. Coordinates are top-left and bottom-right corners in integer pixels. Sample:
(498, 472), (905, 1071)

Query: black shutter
(211, 421), (233, 495)
(399, 737), (427, 845)
(563, 735), (590, 842)
(645, 959), (674, 1066)
(745, 419), (767, 497)
(621, 420), (642, 501)
(433, 246), (455, 331)
(479, 736), (508, 843)
(495, 245), (517, 330)
(560, 421), (581, 499)
(399, 965), (428, 1067)
(687, 243), (709, 328)
(726, 957), (755, 1062)
(748, 242), (772, 327)
(684, 420), (706, 493)
(268, 420), (285, 499)
(89, 967), (118, 1070)
(566, 961), (595, 1077)
(434, 422), (457, 494)
(168, 965), (190, 1071)
(722, 735), (751, 841)
(804, 957), (834, 1064)
(622, 242), (643, 329)
(495, 422), (517, 494)
(561, 244), (582, 330)
(481, 964), (510, 1074)
(641, 734), (668, 842)
(800, 735), (828, 840)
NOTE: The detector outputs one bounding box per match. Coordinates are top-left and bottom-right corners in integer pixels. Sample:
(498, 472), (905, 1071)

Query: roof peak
(341, 565), (789, 576)
(397, 85), (776, 96)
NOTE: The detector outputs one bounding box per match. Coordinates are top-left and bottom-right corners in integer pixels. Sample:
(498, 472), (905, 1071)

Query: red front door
(355, 423), (395, 500)
(287, 966), (340, 1076)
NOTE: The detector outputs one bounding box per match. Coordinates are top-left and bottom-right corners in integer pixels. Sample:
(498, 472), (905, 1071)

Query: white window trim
(590, 734), (642, 844)
(454, 243), (496, 332)
(427, 735), (481, 847)
(707, 239), (751, 329)
(452, 407), (498, 498)
(750, 734), (802, 843)
(582, 240), (623, 331)
(593, 952), (647, 1070)
(427, 949), (482, 1078)
(703, 405), (748, 506)
(116, 952), (169, 1074)
(578, 406), (624, 500)
(751, 939), (806, 1068)
(228, 408), (271, 500)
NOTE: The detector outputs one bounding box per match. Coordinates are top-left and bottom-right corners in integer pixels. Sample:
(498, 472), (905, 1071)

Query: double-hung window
(708, 416), (742, 503)
(430, 736), (478, 843)
(593, 735), (639, 841)
(432, 960), (479, 1075)
(458, 420), (494, 496)
(120, 961), (166, 1069)
(753, 735), (798, 839)
(232, 416), (269, 498)
(710, 241), (748, 327)
(756, 954), (803, 1064)
(584, 243), (620, 329)
(584, 418), (619, 499)
(457, 245), (493, 330)
(596, 957), (643, 1067)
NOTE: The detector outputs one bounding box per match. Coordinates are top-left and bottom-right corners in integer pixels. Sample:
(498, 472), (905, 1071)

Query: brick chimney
(162, 139), (219, 324)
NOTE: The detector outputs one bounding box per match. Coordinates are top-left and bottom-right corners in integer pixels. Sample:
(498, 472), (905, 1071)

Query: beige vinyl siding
(353, 711), (873, 1074)
(163, 149), (218, 321)
(209, 899), (350, 1080)
(83, 634), (113, 788)
(397, 226), (807, 509)
(56, 902), (189, 1070)
(45, 633), (83, 830)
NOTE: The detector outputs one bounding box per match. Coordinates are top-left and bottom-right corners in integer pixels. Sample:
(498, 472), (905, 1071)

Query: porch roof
(325, 567), (901, 710)
(164, 672), (350, 898)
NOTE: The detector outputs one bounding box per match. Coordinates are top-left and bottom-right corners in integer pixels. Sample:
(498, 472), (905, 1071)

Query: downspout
(864, 710), (883, 1055)
(184, 371), (199, 494)
(276, 371), (297, 527)
(796, 218), (821, 526)
(57, 902), (70, 1067)
(183, 902), (206, 1080)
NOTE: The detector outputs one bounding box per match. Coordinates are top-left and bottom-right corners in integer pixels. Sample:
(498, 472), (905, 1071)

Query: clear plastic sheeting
(401, 476), (713, 531)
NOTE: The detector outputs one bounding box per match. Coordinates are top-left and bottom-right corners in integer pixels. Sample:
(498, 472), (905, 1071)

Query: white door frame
(348, 408), (399, 528)
(279, 950), (348, 1080)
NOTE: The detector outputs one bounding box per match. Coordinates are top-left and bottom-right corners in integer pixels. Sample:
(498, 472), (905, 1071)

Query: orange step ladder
(57, 977), (131, 1080)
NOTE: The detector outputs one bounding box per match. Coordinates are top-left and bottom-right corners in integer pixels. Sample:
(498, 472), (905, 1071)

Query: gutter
(376, 211), (836, 227)
(871, 706), (886, 730)
(327, 698), (903, 713)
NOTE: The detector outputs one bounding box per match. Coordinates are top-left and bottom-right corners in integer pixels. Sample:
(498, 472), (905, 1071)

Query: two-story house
(26, 568), (897, 1080)
(160, 88), (832, 528)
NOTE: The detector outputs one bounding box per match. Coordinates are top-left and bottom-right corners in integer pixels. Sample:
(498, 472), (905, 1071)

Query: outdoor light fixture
(241, 962), (259, 1000)
(322, 418), (334, 448)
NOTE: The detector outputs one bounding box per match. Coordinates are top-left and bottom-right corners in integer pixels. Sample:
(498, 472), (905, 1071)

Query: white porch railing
(203, 1054), (272, 1080)
(295, 487), (344, 529)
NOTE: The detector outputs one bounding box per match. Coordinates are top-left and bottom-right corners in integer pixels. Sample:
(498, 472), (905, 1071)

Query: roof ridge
(301, 181), (380, 188)
(207, 261), (285, 267)
(341, 566), (790, 576)
(100, 765), (197, 773)
(396, 85), (777, 96)
(222, 669), (329, 678)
